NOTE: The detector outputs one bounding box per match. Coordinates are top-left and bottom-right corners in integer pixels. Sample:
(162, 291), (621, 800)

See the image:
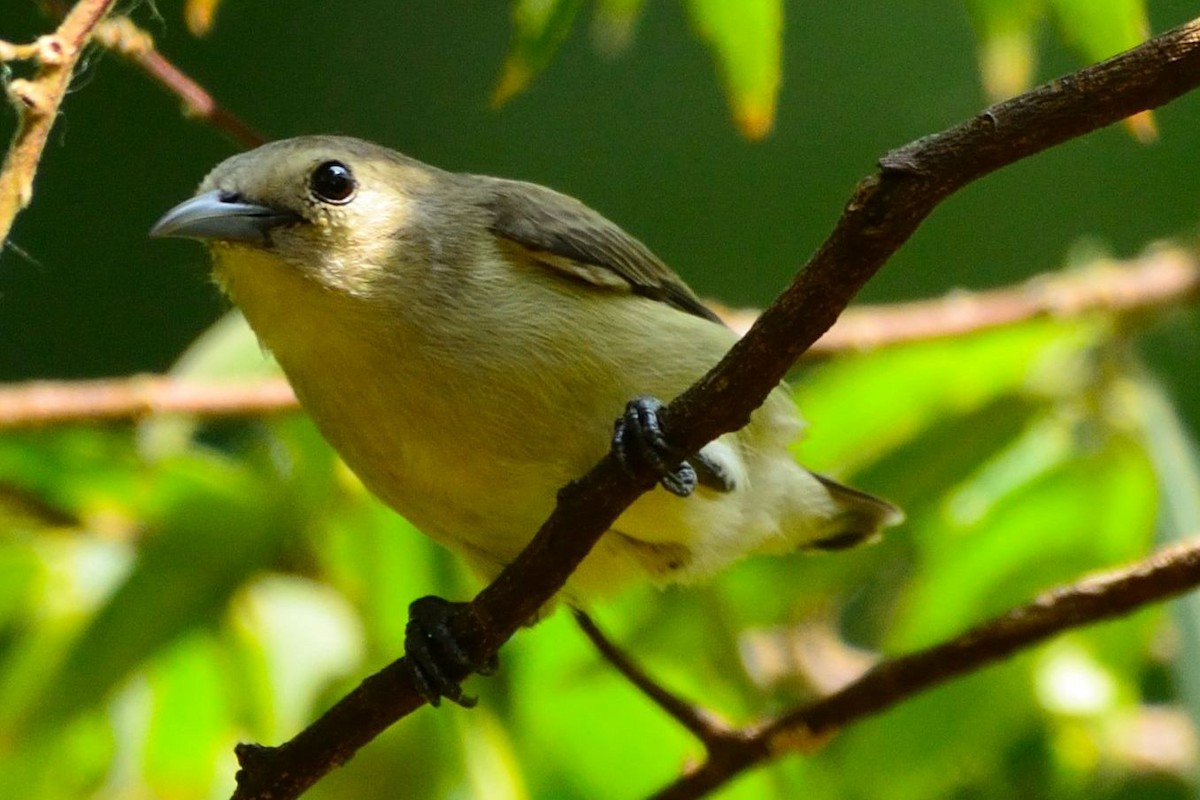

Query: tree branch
(34, 0), (266, 148)
(89, 15), (265, 148)
(573, 611), (734, 747)
(226, 15), (1200, 800)
(0, 375), (295, 429)
(0, 246), (1193, 430)
(649, 535), (1200, 799)
(0, 0), (118, 245)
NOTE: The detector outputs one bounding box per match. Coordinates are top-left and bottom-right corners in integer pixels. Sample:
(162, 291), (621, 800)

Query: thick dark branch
(230, 16), (1200, 800)
(668, 18), (1200, 455)
(650, 536), (1200, 799)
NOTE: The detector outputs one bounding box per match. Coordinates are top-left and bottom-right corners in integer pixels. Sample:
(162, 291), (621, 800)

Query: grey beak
(150, 190), (300, 243)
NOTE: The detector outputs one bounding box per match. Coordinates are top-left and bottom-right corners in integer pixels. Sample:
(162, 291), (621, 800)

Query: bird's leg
(405, 595), (498, 708)
(612, 396), (699, 497)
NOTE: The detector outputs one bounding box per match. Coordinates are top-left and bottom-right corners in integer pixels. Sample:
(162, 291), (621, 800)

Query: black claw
(405, 595), (493, 708)
(658, 460), (697, 497)
(612, 396), (697, 497)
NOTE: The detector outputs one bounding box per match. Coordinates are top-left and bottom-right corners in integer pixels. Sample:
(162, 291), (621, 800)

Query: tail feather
(806, 472), (903, 551)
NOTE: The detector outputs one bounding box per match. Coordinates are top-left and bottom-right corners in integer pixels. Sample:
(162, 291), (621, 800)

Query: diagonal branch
(89, 15), (265, 148)
(649, 535), (1200, 799)
(227, 15), (1200, 800)
(573, 611), (735, 746)
(33, 1), (265, 147)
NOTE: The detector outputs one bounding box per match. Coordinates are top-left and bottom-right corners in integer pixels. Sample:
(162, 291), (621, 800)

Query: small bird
(152, 136), (901, 705)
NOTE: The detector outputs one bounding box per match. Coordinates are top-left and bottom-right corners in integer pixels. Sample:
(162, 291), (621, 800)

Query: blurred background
(3, 1), (1200, 798)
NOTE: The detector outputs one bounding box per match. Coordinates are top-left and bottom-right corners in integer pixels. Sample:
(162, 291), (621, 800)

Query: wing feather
(478, 177), (723, 324)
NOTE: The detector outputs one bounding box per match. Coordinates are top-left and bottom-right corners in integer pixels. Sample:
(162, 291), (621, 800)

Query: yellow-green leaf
(184, 0), (224, 36)
(963, 0), (1043, 100)
(592, 0), (647, 57)
(685, 0), (783, 140)
(493, 0), (585, 107)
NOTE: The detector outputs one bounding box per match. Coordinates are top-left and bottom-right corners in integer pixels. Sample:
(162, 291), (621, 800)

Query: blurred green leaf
(1048, 0), (1156, 140)
(452, 707), (529, 800)
(894, 428), (1157, 650)
(511, 610), (696, 799)
(963, 0), (1042, 99)
(1124, 366), (1200, 755)
(831, 663), (1037, 799)
(0, 711), (113, 800)
(19, 451), (297, 733)
(793, 320), (1097, 475)
(0, 429), (144, 527)
(1047, 0), (1148, 64)
(493, 0), (585, 107)
(0, 537), (40, 629)
(168, 310), (280, 382)
(684, 0), (782, 139)
(591, 0), (646, 57)
(229, 575), (363, 741)
(316, 483), (444, 654)
(142, 633), (239, 799)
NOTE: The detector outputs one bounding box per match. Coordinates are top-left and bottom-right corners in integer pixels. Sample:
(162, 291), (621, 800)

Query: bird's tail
(804, 472), (904, 551)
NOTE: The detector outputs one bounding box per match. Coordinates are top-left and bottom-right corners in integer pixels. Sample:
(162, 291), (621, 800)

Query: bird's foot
(405, 595), (497, 708)
(612, 396), (699, 497)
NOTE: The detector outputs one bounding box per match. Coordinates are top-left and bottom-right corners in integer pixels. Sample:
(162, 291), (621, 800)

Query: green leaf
(591, 0), (646, 57)
(228, 576), (363, 741)
(831, 662), (1037, 799)
(142, 633), (238, 799)
(1047, 0), (1148, 64)
(684, 0), (783, 139)
(316, 487), (445, 654)
(893, 427), (1157, 650)
(511, 610), (697, 799)
(18, 452), (296, 734)
(792, 320), (1098, 476)
(1124, 367), (1200, 749)
(963, 0), (1043, 99)
(0, 429), (144, 527)
(493, 0), (585, 106)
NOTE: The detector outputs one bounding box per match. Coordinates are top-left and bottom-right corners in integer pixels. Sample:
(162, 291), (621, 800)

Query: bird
(151, 135), (901, 705)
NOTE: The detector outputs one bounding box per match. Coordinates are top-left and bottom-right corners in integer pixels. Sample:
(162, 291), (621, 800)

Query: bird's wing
(479, 177), (723, 324)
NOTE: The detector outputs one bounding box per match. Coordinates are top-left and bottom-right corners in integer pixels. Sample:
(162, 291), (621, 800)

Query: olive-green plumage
(152, 136), (900, 602)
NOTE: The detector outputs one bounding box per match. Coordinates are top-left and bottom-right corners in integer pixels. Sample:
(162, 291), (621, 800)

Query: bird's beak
(150, 190), (301, 243)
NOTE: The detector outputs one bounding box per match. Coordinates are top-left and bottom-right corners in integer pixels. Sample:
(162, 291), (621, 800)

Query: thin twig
(1, 249), (1194, 431)
(0, 375), (296, 429)
(0, 0), (119, 244)
(796, 244), (1197, 353)
(649, 536), (1200, 799)
(573, 611), (734, 746)
(227, 15), (1200, 800)
(90, 16), (265, 148)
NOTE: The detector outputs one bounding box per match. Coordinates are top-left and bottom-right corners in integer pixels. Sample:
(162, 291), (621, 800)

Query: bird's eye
(309, 160), (357, 204)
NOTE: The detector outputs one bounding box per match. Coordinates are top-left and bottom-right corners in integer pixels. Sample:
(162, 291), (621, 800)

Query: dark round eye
(309, 160), (357, 204)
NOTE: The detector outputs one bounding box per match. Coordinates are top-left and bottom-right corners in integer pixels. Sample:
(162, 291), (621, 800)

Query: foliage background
(2, 1), (1200, 798)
